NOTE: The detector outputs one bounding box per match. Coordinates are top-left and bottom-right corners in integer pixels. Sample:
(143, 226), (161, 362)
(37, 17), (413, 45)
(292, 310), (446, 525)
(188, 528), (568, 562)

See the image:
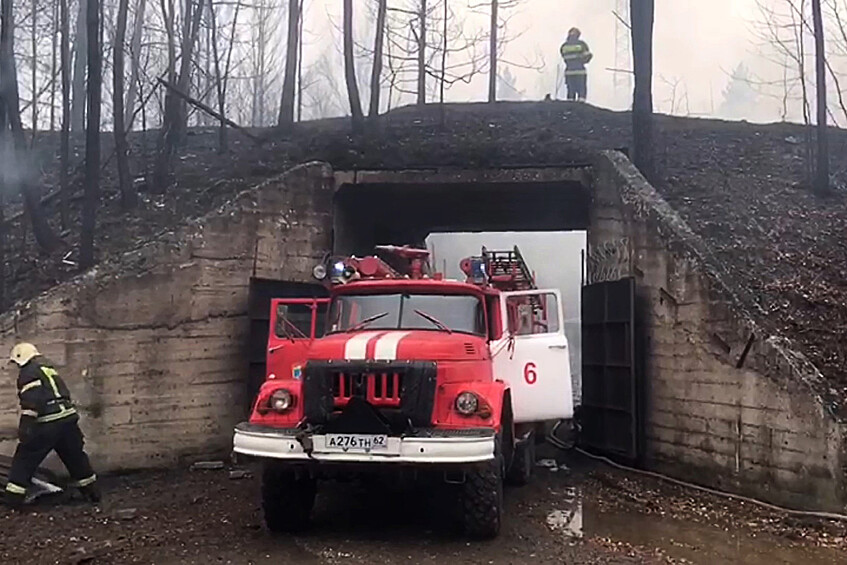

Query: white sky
(303, 0), (811, 123)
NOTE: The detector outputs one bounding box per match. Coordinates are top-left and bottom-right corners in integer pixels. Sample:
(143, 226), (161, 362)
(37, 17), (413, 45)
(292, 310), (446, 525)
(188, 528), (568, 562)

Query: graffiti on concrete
(588, 237), (631, 284)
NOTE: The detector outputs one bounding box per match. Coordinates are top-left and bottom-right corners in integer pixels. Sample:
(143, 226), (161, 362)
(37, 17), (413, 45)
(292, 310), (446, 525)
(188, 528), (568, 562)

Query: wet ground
(1, 448), (845, 564)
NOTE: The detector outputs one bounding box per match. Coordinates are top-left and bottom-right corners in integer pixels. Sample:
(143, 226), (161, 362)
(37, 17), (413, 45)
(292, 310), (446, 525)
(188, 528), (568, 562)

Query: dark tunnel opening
(332, 179), (591, 256)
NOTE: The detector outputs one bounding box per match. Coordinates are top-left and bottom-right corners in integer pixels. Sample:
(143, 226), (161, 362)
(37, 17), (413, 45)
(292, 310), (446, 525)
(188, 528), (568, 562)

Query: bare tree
(812, 0), (830, 194)
(0, 0), (64, 253)
(71, 0), (88, 132)
(278, 0), (299, 125)
(80, 0), (102, 268)
(417, 0), (427, 104)
(209, 0), (241, 151)
(631, 0), (655, 182)
(125, 0), (147, 128)
(488, 0), (497, 102)
(369, 0), (387, 118)
(30, 0), (37, 140)
(114, 0), (136, 209)
(153, 0), (205, 190)
(343, 0), (363, 130)
(59, 0), (70, 230)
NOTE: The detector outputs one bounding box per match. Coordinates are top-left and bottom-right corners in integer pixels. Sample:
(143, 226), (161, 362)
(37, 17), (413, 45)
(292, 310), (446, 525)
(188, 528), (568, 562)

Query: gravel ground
(1, 448), (844, 564)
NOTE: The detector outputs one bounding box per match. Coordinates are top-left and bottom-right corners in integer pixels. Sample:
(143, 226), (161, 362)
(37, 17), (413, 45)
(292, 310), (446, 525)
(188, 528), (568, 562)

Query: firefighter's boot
(79, 483), (101, 503)
(2, 489), (26, 510)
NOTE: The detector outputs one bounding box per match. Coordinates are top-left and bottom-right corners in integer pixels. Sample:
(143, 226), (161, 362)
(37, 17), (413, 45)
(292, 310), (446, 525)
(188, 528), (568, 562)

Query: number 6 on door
(524, 362), (537, 385)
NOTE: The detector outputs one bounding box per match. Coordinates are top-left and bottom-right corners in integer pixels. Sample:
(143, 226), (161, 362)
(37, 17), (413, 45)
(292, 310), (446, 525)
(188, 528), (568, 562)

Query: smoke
(0, 133), (36, 196)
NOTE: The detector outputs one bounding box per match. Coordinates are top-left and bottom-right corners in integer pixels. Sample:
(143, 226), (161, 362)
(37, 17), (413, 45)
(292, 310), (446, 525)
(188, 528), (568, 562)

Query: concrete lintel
(334, 165), (590, 190)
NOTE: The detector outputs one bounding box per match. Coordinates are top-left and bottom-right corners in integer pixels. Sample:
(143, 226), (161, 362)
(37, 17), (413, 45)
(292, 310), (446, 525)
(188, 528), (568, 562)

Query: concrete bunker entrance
(331, 167), (642, 463)
(333, 169), (592, 256)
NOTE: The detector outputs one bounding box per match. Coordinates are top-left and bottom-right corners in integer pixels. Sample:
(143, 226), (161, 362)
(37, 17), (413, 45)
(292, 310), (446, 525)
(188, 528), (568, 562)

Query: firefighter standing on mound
(4, 343), (100, 508)
(560, 27), (593, 101)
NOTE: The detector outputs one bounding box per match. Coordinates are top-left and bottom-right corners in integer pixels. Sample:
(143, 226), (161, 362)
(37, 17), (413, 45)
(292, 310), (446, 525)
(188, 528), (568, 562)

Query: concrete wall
(0, 162), (334, 473)
(589, 151), (846, 512)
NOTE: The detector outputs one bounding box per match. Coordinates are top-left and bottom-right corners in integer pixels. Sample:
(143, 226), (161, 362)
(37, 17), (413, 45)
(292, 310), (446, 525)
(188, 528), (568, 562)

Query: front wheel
(261, 463), (317, 533)
(506, 430), (535, 486)
(460, 437), (503, 539)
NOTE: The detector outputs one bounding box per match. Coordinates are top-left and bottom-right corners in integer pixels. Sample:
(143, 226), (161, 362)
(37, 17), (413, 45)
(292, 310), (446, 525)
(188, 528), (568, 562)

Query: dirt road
(1, 451), (844, 564)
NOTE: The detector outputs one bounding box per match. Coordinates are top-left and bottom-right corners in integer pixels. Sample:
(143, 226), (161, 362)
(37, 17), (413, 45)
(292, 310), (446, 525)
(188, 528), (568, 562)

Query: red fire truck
(232, 245), (573, 539)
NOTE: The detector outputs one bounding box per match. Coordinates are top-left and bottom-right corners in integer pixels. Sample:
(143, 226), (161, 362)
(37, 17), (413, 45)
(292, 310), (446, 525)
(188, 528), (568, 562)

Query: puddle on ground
(545, 487), (845, 565)
(545, 486), (584, 539)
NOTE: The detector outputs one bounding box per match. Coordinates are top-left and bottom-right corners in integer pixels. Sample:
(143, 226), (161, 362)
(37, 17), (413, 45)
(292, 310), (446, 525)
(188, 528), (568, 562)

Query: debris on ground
(189, 460), (225, 471)
(537, 459), (561, 472)
(114, 508), (138, 521)
(228, 469), (252, 480)
(1, 453), (842, 564)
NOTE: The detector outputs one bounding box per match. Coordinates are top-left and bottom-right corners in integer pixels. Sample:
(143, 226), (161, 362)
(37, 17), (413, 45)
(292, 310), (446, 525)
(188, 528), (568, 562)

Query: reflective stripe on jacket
(560, 40), (592, 75)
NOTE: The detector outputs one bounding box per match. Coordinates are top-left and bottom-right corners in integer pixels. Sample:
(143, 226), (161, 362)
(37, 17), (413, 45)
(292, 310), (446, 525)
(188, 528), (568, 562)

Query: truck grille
(332, 371), (403, 407)
(303, 360), (437, 428)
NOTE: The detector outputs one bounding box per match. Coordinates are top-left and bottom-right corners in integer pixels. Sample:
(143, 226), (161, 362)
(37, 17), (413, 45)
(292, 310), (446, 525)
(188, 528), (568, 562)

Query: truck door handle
(548, 344), (567, 349)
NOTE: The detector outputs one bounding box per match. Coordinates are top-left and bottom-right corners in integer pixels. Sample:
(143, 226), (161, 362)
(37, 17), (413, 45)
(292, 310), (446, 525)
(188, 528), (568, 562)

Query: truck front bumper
(232, 422), (496, 465)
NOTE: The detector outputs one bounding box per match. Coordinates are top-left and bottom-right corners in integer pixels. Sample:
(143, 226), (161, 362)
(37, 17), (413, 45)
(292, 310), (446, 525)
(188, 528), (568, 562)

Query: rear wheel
(460, 437), (503, 539)
(261, 463), (317, 533)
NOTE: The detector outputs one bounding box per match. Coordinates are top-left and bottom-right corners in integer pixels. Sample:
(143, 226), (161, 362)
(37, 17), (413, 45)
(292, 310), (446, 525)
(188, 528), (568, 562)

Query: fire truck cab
(232, 245), (573, 539)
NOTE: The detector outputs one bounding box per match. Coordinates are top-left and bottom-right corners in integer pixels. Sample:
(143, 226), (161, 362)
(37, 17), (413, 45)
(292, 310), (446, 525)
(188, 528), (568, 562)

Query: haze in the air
(303, 0), (825, 125)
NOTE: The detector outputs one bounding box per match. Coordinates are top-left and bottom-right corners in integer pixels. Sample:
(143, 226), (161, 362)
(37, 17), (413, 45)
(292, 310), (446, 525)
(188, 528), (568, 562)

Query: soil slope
(7, 101), (847, 403)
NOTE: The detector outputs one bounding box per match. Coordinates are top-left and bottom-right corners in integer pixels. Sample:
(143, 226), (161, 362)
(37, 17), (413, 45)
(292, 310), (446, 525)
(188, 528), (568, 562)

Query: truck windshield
(328, 293), (486, 336)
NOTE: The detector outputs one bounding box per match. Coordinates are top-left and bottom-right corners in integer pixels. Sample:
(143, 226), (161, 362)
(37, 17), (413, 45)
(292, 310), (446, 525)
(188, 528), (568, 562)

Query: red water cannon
(374, 245), (432, 279)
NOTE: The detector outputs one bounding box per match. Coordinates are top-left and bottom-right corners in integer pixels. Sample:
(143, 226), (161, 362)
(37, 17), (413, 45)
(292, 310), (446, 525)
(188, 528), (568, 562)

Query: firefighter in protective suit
(560, 27), (593, 101)
(4, 343), (100, 508)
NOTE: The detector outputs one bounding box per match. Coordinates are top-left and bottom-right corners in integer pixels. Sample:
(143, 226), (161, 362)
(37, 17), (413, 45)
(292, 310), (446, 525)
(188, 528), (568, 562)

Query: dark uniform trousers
(5, 414), (98, 507)
(566, 75), (588, 101)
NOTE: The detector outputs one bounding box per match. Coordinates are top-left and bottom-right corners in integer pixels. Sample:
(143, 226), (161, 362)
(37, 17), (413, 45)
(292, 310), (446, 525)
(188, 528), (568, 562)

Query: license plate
(324, 434), (388, 452)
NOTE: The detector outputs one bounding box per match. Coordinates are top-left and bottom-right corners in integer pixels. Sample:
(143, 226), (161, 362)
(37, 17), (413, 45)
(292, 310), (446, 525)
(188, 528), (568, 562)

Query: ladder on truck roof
(482, 245), (537, 292)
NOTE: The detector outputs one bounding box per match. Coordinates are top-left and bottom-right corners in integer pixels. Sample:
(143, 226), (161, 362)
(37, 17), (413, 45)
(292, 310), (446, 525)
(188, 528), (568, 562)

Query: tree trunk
(630, 0), (655, 182)
(80, 0), (101, 269)
(59, 0), (70, 230)
(278, 0), (300, 125)
(417, 0), (426, 105)
(369, 0), (387, 118)
(488, 0), (497, 103)
(296, 0), (303, 121)
(0, 106), (6, 310)
(49, 0), (58, 132)
(114, 0), (135, 209)
(811, 0), (829, 195)
(30, 0), (37, 141)
(71, 0), (87, 132)
(0, 0), (64, 253)
(153, 0), (204, 191)
(209, 0), (227, 152)
(343, 0), (363, 130)
(125, 0), (147, 128)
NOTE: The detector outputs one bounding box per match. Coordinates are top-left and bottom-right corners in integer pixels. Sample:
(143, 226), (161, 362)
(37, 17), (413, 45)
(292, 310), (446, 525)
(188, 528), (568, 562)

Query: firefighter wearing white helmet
(4, 342), (100, 508)
(560, 27), (593, 102)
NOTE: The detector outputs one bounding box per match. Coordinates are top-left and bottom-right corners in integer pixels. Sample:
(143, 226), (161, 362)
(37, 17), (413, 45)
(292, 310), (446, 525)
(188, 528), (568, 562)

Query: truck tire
(506, 430), (535, 486)
(460, 437), (503, 539)
(261, 463), (317, 533)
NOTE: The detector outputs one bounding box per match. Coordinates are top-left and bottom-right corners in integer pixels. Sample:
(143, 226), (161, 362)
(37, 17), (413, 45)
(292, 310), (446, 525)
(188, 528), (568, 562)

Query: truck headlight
(270, 389), (293, 413)
(455, 391), (479, 416)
